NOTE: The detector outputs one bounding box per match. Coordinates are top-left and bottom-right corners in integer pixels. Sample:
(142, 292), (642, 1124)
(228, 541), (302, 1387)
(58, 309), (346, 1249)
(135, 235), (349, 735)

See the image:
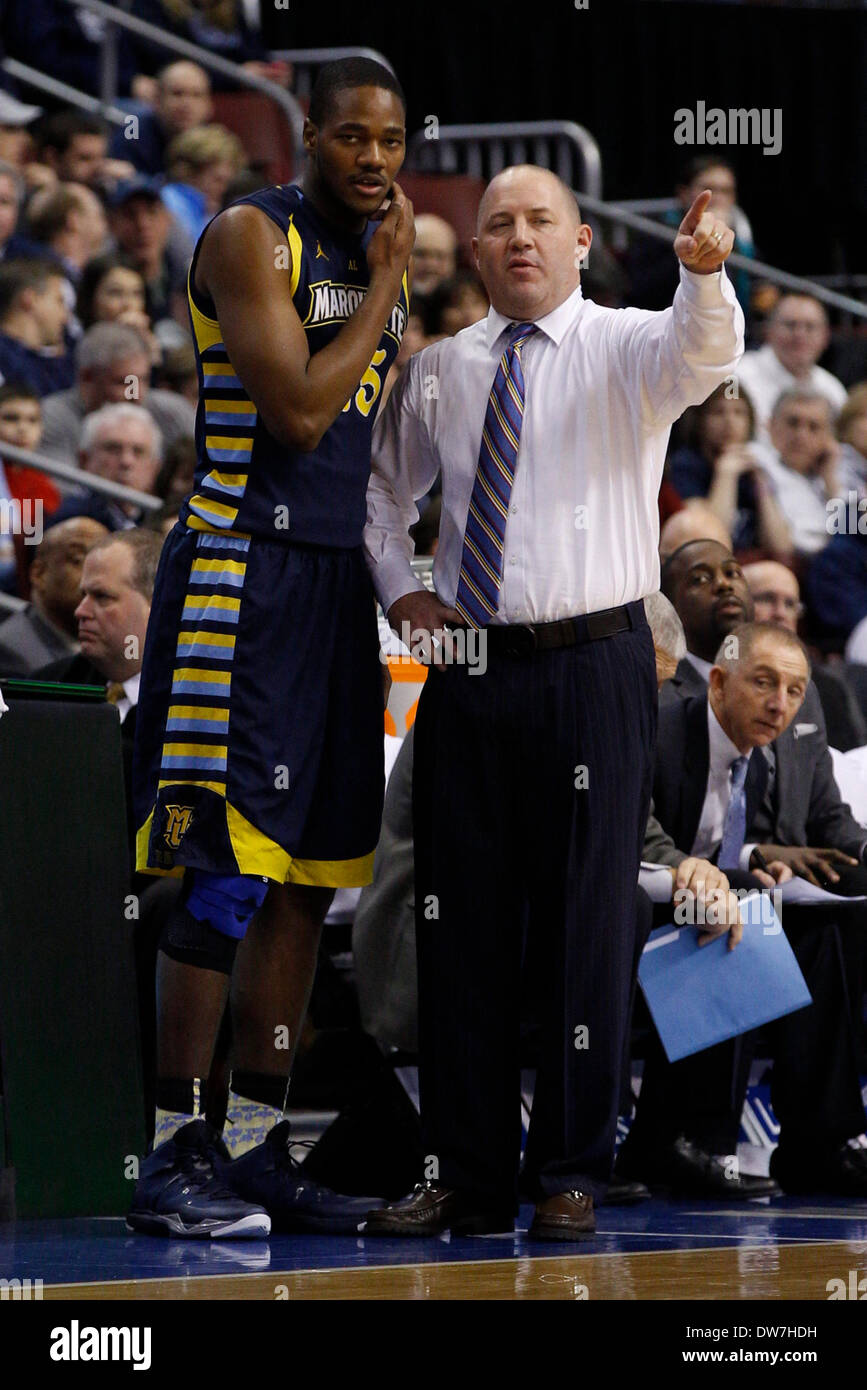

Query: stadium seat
(211, 91), (295, 185)
(398, 172), (487, 271)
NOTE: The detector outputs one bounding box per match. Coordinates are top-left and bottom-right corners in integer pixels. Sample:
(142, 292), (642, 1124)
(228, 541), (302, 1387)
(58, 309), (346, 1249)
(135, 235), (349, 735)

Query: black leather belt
(452, 602), (642, 658)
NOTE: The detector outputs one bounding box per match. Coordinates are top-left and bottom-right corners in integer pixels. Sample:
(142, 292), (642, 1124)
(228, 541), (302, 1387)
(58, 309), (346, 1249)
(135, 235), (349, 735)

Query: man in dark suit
(660, 538), (867, 886)
(620, 621), (867, 1196)
(0, 516), (106, 676)
(660, 536), (867, 1066)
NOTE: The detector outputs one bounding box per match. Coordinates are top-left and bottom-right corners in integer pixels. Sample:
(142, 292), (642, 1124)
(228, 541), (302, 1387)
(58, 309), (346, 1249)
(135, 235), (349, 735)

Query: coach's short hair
(713, 621), (811, 676)
(86, 527), (163, 601)
(308, 58), (405, 127)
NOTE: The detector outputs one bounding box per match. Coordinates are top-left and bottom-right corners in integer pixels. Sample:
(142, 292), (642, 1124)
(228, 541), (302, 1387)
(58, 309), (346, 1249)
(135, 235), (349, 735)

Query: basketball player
(128, 58), (413, 1238)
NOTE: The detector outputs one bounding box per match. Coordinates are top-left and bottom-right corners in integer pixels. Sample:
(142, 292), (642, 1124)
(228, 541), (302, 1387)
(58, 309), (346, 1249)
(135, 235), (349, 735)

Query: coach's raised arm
(365, 170), (743, 640)
(360, 164), (744, 1243)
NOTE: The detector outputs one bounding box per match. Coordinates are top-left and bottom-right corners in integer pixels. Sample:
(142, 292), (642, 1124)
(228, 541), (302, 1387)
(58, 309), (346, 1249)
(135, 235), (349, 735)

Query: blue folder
(638, 894), (812, 1063)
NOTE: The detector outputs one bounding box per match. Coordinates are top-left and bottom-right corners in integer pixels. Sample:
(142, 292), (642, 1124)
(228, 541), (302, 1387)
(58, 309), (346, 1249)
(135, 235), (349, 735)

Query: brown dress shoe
(529, 1190), (596, 1241)
(363, 1181), (514, 1237)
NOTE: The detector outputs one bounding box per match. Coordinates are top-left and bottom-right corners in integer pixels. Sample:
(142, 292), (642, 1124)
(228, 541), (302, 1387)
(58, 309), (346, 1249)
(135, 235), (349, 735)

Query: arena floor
(4, 1197), (867, 1300)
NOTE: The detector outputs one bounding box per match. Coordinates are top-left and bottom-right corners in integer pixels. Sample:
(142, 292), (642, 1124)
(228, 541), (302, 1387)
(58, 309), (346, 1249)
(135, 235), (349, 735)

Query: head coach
(363, 164), (743, 1240)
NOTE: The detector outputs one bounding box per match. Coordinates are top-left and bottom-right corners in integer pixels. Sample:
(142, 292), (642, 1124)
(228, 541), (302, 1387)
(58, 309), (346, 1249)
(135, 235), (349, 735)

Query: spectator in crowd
(619, 620), (867, 1199)
(0, 380), (58, 594)
(154, 341), (198, 406)
(39, 321), (195, 464)
(658, 499), (731, 560)
(31, 110), (135, 191)
(421, 271), (489, 337)
(751, 387), (840, 557)
(128, 5), (285, 89)
(161, 124), (247, 244)
(836, 384), (867, 497)
(108, 61), (214, 178)
(668, 381), (791, 558)
(0, 259), (74, 394)
(0, 160), (45, 262)
(38, 527), (160, 702)
(806, 512), (867, 655)
(48, 402), (162, 532)
(627, 157), (755, 317)
(737, 294), (848, 441)
(0, 516), (107, 675)
(76, 252), (151, 335)
(411, 213), (458, 297)
(107, 176), (190, 325)
(744, 558), (867, 751)
(0, 89), (46, 187)
(25, 182), (110, 282)
(152, 434), (196, 510)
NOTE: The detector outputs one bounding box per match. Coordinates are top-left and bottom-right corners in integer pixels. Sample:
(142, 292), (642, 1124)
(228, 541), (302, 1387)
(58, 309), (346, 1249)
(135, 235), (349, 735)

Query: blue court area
(4, 1196), (867, 1299)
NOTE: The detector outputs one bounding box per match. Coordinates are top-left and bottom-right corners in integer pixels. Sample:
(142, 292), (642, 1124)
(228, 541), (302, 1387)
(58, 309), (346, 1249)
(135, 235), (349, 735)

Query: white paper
(777, 877), (866, 908)
(0, 685), (7, 719)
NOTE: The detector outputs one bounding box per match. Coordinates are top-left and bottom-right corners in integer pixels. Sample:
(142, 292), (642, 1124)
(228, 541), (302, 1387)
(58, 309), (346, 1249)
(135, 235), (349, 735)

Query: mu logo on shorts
(164, 805), (195, 849)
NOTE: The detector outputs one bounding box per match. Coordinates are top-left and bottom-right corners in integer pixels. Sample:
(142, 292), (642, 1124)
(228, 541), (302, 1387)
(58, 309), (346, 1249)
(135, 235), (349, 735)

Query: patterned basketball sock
(153, 1077), (202, 1150)
(224, 1072), (289, 1158)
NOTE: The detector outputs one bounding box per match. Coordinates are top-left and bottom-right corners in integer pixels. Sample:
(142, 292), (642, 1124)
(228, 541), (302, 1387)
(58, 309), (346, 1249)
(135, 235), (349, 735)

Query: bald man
(0, 515), (107, 675)
(659, 499), (731, 560)
(744, 559), (867, 751)
(411, 213), (458, 296)
(365, 163), (743, 1239)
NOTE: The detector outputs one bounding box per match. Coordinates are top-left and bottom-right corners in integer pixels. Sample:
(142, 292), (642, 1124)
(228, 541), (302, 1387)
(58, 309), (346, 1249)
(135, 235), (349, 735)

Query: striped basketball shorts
(132, 523), (385, 886)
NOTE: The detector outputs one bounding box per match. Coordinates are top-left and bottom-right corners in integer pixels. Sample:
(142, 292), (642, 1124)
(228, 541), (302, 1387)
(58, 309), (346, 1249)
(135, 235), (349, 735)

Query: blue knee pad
(185, 871), (270, 940)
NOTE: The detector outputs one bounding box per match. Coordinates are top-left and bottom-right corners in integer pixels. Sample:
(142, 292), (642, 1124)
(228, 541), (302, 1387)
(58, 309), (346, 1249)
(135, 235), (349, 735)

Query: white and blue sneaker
(127, 1119), (271, 1239)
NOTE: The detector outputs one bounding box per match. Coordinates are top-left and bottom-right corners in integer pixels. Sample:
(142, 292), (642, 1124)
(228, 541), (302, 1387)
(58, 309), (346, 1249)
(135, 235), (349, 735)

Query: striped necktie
(718, 755), (749, 870)
(454, 321), (538, 626)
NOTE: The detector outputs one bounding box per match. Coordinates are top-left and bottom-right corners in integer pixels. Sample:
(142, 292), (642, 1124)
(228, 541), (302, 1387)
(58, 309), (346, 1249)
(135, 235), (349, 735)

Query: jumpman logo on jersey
(315, 241), (330, 260)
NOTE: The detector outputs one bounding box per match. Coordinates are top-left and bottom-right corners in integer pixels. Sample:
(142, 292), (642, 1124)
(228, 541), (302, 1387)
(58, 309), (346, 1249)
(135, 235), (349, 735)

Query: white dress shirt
(692, 702), (751, 861)
(115, 670), (140, 725)
(750, 440), (832, 555)
(365, 267), (744, 623)
(736, 344), (848, 442)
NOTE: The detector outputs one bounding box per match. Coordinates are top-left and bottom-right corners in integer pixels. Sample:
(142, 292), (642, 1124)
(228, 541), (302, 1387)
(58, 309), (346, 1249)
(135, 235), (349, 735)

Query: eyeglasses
(774, 320), (825, 335)
(752, 592), (805, 617)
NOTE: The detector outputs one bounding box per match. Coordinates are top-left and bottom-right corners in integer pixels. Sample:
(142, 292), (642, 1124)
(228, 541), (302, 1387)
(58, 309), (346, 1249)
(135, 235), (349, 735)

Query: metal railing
(54, 0), (306, 159)
(576, 192), (867, 323)
(407, 121), (603, 202)
(0, 438), (163, 513)
(0, 57), (129, 127)
(269, 46), (397, 103)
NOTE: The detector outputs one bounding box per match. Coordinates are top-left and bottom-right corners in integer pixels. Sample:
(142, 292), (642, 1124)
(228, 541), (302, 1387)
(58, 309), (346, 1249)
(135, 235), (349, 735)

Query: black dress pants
(412, 606), (657, 1206)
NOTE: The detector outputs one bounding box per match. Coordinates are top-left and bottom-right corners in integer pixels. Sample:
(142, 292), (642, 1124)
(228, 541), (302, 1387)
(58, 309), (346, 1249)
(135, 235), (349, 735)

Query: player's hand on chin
(674, 189), (735, 274)
(366, 185), (415, 284)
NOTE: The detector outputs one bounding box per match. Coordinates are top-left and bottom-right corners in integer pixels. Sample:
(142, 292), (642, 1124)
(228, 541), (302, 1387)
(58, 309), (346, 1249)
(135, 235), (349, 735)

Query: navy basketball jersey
(181, 184), (408, 548)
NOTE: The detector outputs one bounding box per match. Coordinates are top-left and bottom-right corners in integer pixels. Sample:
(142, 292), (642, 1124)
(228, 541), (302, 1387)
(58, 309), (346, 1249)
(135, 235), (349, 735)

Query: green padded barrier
(0, 692), (145, 1217)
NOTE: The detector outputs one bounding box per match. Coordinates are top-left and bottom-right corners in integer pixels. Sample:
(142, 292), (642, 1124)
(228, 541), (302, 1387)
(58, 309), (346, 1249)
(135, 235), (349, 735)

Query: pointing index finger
(680, 188), (713, 236)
